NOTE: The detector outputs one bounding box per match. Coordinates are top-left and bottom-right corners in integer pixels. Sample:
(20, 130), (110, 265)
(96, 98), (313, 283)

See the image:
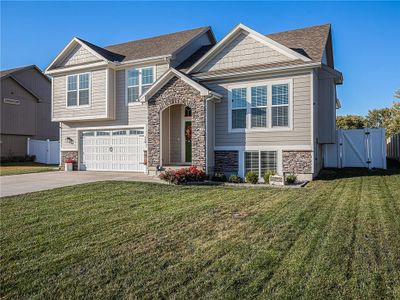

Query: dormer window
(67, 73), (90, 107)
(126, 66), (155, 104)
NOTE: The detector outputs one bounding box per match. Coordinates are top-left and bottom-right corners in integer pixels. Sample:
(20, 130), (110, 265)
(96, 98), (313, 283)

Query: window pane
(232, 109), (246, 129)
(232, 88), (247, 109)
(245, 151), (259, 175)
(67, 91), (77, 106)
(251, 107), (267, 128)
(127, 69), (139, 86)
(272, 84), (289, 105)
(127, 86), (139, 103)
(142, 67), (154, 85)
(96, 131), (110, 136)
(82, 131), (95, 137)
(251, 86), (267, 107)
(261, 151), (277, 174)
(112, 130), (127, 136)
(79, 74), (89, 89)
(67, 75), (77, 91)
(141, 84), (151, 95)
(79, 90), (89, 105)
(272, 106), (289, 127)
(185, 106), (192, 117)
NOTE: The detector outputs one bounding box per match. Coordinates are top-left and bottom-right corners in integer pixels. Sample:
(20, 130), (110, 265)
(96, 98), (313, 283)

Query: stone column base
(60, 151), (78, 170)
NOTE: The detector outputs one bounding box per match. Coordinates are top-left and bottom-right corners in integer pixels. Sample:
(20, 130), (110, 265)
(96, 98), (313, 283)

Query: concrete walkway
(0, 171), (160, 197)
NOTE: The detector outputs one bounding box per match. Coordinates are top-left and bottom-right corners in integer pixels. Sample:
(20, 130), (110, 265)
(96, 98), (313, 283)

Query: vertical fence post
(27, 138), (30, 156)
(47, 139), (51, 164)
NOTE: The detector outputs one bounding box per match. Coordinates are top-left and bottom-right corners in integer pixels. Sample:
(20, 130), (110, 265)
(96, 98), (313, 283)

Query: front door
(184, 121), (192, 163)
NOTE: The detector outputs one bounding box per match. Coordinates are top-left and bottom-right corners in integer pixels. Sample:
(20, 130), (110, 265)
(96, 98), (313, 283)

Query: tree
(365, 107), (392, 129)
(395, 89), (400, 99)
(387, 101), (400, 137)
(336, 115), (366, 129)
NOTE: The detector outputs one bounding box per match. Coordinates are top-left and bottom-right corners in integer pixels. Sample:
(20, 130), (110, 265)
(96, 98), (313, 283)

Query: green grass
(1, 168), (400, 299)
(0, 162), (58, 176)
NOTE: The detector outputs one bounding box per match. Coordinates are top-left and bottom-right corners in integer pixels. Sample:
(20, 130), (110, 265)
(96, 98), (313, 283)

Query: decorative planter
(65, 162), (73, 171)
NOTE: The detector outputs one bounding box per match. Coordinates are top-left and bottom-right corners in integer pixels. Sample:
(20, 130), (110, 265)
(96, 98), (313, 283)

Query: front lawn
(0, 162), (58, 176)
(1, 169), (399, 299)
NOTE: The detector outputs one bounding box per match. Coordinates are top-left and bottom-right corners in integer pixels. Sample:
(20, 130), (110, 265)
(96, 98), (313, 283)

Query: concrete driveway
(0, 171), (160, 197)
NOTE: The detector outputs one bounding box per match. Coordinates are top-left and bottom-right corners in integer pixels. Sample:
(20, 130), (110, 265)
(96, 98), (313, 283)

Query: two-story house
(1, 65), (59, 157)
(45, 24), (342, 180)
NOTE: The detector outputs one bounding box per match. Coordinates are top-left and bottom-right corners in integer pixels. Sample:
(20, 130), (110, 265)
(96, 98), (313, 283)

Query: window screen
(272, 84), (289, 127)
(232, 88), (247, 129)
(251, 86), (267, 128)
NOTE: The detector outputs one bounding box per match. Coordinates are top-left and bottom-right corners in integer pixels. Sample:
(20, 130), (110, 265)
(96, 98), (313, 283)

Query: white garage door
(80, 128), (145, 172)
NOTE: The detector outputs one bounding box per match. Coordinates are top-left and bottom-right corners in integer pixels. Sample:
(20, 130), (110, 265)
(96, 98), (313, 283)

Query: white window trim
(244, 149), (278, 180)
(65, 72), (91, 108)
(125, 66), (155, 106)
(228, 78), (293, 133)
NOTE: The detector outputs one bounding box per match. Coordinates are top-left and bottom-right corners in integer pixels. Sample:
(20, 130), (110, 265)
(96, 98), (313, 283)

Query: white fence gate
(27, 138), (60, 164)
(324, 128), (387, 169)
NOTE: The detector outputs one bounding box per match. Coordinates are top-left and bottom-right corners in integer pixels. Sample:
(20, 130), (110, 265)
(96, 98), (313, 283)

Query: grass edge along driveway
(0, 162), (58, 176)
(1, 168), (399, 299)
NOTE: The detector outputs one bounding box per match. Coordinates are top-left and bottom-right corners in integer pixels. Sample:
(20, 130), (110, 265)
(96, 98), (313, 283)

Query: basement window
(244, 150), (277, 178)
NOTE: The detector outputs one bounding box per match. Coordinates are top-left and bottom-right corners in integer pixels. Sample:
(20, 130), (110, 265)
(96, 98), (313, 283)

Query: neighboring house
(45, 23), (342, 180)
(1, 65), (59, 157)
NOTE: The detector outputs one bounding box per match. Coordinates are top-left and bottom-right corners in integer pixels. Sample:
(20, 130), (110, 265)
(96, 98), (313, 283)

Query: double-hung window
(251, 86), (267, 128)
(126, 66), (154, 104)
(231, 88), (247, 129)
(229, 81), (290, 131)
(67, 73), (90, 107)
(272, 84), (289, 127)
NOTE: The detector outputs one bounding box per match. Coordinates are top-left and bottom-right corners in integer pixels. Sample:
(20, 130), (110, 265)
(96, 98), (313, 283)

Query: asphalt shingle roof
(102, 27), (211, 62)
(266, 24), (331, 62)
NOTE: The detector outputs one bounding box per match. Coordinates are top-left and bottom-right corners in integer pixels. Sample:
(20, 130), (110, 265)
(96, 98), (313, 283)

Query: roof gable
(140, 68), (221, 102)
(187, 23), (311, 73)
(45, 38), (109, 72)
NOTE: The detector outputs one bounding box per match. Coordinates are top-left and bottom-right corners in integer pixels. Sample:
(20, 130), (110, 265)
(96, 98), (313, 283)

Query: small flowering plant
(64, 159), (76, 164)
(159, 166), (206, 184)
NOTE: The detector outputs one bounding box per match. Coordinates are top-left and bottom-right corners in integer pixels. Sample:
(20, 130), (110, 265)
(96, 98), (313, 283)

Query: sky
(1, 1), (399, 116)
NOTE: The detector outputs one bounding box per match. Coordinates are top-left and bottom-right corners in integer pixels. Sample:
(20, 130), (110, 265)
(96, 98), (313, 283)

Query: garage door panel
(80, 129), (145, 171)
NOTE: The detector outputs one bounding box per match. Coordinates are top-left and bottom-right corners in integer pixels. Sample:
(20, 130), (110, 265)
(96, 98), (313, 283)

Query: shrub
(64, 159), (76, 164)
(228, 175), (243, 183)
(159, 166), (206, 185)
(286, 174), (297, 184)
(0, 155), (36, 163)
(212, 172), (227, 182)
(245, 171), (258, 184)
(263, 170), (275, 184)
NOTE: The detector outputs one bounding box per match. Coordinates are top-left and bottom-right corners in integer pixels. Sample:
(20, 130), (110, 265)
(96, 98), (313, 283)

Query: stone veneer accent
(282, 150), (312, 174)
(214, 151), (239, 174)
(147, 77), (207, 170)
(60, 151), (78, 170)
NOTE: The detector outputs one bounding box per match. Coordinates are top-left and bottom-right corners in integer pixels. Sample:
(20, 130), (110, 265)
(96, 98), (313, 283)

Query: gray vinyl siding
(0, 134), (29, 157)
(59, 63), (169, 149)
(12, 68), (58, 140)
(57, 44), (101, 68)
(317, 68), (336, 144)
(204, 73), (312, 147)
(52, 68), (109, 121)
(60, 123), (78, 150)
(1, 77), (37, 136)
(200, 32), (291, 72)
(206, 100), (215, 172)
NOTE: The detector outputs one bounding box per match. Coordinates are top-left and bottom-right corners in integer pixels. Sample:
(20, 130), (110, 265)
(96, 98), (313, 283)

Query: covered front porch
(161, 104), (193, 167)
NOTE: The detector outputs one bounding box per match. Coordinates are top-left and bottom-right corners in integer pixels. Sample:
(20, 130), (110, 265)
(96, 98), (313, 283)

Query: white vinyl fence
(27, 138), (60, 164)
(324, 128), (387, 169)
